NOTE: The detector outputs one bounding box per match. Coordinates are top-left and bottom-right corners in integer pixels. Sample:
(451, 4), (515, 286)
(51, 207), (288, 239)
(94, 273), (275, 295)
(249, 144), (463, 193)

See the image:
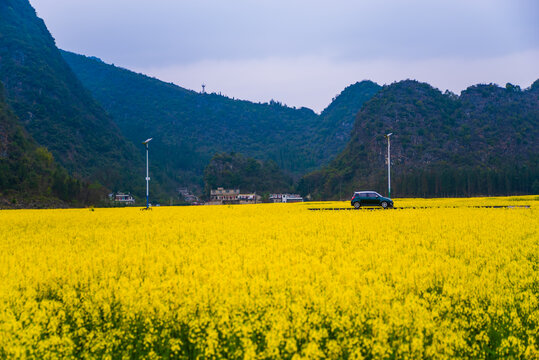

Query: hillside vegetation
(308, 81), (381, 162)
(300, 80), (539, 199)
(0, 83), (82, 207)
(203, 152), (294, 197)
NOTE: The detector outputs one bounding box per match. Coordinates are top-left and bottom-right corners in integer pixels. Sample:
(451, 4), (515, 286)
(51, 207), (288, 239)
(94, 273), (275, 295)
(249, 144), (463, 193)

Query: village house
(208, 187), (240, 205)
(238, 193), (262, 205)
(177, 187), (200, 204)
(269, 193), (304, 203)
(208, 188), (264, 205)
(109, 192), (135, 205)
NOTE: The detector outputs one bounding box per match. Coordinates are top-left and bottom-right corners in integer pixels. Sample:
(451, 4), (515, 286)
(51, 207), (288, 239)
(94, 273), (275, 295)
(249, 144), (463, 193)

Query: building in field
(269, 193), (304, 203)
(109, 192), (136, 205)
(208, 187), (240, 205)
(284, 194), (303, 203)
(177, 187), (199, 204)
(238, 193), (262, 204)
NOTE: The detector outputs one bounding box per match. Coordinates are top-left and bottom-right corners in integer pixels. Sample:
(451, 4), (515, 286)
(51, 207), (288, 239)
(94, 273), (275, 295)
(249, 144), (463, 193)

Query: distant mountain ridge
(300, 80), (539, 199)
(61, 51), (380, 189)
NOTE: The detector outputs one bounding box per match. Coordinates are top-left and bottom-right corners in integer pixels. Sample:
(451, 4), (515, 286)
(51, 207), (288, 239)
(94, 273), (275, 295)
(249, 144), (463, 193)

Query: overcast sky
(31, 0), (538, 112)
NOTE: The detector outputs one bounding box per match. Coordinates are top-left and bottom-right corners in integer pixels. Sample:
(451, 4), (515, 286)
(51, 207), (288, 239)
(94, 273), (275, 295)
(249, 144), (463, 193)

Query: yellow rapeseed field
(0, 196), (537, 359)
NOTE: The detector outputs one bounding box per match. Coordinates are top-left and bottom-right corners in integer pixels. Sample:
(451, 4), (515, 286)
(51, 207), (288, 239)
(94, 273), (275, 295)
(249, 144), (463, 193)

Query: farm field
(0, 196), (537, 359)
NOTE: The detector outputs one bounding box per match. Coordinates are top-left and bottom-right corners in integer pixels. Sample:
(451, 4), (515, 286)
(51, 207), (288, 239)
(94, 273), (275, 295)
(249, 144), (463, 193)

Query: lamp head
(142, 138), (153, 145)
(386, 133), (393, 137)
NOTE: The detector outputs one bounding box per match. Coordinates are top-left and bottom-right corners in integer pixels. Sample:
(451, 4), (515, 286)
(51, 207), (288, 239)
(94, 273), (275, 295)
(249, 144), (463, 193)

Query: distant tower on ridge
(201, 84), (206, 94)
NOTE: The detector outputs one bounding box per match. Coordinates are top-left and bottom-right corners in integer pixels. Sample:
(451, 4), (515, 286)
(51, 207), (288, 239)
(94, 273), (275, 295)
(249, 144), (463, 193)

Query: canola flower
(0, 196), (537, 359)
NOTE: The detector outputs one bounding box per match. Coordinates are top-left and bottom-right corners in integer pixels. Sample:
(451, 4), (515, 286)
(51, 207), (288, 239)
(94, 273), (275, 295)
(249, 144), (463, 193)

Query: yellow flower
(0, 195), (536, 358)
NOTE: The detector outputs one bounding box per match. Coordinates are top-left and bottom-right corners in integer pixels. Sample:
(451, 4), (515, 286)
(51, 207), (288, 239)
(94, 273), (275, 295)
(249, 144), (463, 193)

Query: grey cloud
(31, 0), (539, 68)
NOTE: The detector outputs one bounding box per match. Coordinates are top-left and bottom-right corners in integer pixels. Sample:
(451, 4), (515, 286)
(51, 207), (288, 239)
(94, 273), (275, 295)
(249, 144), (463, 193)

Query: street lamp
(142, 138), (153, 209)
(385, 133), (393, 198)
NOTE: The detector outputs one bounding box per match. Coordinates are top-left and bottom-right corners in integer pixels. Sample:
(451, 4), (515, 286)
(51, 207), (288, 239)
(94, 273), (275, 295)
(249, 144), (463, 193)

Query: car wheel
(353, 202), (360, 209)
(381, 201), (388, 209)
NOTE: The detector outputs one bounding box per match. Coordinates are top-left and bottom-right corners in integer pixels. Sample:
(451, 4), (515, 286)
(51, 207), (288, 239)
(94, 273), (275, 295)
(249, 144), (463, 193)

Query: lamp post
(385, 133), (393, 198)
(142, 138), (153, 209)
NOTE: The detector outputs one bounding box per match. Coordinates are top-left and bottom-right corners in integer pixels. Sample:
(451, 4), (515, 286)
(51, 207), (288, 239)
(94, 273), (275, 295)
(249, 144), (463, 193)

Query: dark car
(351, 191), (393, 209)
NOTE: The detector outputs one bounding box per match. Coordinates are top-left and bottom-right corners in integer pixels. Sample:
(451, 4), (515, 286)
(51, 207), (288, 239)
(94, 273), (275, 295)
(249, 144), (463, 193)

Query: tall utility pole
(142, 138), (153, 209)
(385, 133), (393, 198)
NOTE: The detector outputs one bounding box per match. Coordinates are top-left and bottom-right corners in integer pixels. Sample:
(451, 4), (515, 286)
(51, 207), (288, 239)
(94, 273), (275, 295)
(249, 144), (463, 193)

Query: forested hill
(0, 0), (142, 193)
(61, 51), (381, 183)
(299, 80), (539, 199)
(0, 83), (81, 208)
(61, 51), (315, 178)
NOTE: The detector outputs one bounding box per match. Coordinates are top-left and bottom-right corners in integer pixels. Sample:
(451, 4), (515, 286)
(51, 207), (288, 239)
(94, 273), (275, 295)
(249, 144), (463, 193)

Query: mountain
(61, 51), (315, 179)
(299, 80), (539, 199)
(60, 51), (381, 191)
(203, 152), (294, 197)
(0, 0), (142, 194)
